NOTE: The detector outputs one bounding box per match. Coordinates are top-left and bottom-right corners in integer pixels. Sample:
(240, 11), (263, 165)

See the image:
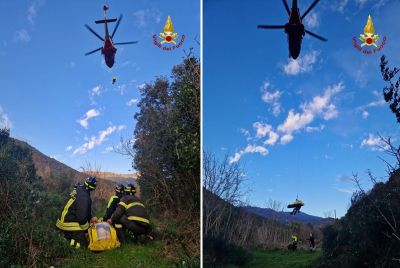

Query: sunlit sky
(0, 0), (199, 173)
(204, 0), (400, 217)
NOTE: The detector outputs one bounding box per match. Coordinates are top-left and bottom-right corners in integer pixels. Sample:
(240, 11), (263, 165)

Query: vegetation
(380, 55), (400, 123)
(122, 53), (200, 262)
(319, 56), (400, 267)
(245, 249), (321, 268)
(0, 54), (200, 266)
(203, 152), (317, 267)
(0, 128), (70, 267)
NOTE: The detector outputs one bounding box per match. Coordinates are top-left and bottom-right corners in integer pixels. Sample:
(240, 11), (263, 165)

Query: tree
(380, 55), (400, 123)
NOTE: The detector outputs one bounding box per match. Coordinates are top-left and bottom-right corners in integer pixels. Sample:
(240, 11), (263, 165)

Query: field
(60, 241), (177, 268)
(243, 249), (322, 268)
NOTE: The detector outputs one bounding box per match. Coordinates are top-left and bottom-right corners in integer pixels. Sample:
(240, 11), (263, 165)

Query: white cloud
(336, 175), (353, 182)
(283, 50), (318, 76)
(27, 0), (44, 24)
(336, 187), (354, 194)
(357, 98), (385, 119)
(361, 134), (390, 151)
(105, 146), (114, 152)
(231, 83), (343, 162)
(90, 85), (102, 96)
(332, 0), (349, 13)
(137, 83), (146, 90)
(0, 106), (12, 129)
(66, 146), (73, 152)
(264, 131), (279, 145)
(304, 12), (319, 29)
(133, 9), (161, 28)
(117, 84), (127, 95)
(261, 81), (282, 116)
(277, 83), (343, 144)
(126, 98), (138, 106)
(229, 145), (269, 164)
(118, 125), (126, 131)
(73, 125), (124, 155)
(280, 134), (294, 145)
(306, 124), (325, 132)
(14, 29), (30, 42)
(77, 109), (100, 129)
(356, 0), (368, 7)
(253, 122), (272, 138)
(240, 128), (251, 141)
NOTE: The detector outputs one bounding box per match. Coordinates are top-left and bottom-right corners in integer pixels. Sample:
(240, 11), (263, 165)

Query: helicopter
(85, 5), (138, 68)
(258, 0), (327, 59)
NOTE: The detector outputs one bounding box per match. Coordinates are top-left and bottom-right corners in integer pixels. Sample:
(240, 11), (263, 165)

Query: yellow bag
(88, 222), (120, 251)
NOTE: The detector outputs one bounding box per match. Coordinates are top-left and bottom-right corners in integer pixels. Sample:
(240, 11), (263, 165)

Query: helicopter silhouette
(85, 5), (138, 68)
(258, 0), (327, 59)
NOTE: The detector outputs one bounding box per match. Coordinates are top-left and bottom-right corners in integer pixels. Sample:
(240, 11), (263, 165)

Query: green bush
(203, 236), (253, 267)
(321, 174), (400, 267)
(0, 128), (71, 266)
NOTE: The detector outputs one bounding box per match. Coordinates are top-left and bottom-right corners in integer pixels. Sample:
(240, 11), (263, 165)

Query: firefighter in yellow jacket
(56, 176), (97, 248)
(104, 184), (125, 221)
(107, 183), (151, 241)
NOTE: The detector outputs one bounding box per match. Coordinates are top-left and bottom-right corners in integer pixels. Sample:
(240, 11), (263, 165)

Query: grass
(243, 249), (322, 268)
(59, 240), (174, 268)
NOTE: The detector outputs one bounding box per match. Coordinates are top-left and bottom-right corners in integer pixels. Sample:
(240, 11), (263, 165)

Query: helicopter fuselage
(284, 2), (305, 59)
(101, 12), (116, 68)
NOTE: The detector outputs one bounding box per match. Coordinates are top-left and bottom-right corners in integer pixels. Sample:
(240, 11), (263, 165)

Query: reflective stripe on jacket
(104, 195), (120, 220)
(56, 185), (92, 231)
(111, 195), (150, 225)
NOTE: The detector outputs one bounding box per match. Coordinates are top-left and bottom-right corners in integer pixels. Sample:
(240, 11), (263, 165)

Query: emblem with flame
(359, 15), (379, 47)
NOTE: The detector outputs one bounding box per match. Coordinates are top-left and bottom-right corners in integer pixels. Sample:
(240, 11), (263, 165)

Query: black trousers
(63, 230), (88, 248)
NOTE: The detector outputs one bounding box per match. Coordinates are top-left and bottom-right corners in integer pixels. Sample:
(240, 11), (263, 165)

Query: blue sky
(0, 0), (199, 173)
(204, 0), (400, 217)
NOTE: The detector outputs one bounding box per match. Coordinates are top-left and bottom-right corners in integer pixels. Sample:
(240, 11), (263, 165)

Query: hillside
(244, 206), (334, 226)
(321, 170), (400, 267)
(13, 138), (137, 187)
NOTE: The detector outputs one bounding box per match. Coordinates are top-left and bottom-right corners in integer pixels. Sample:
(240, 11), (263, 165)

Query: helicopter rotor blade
(85, 24), (104, 41)
(257, 25), (285, 29)
(301, 0), (321, 19)
(85, 47), (102, 56)
(111, 14), (123, 39)
(114, 41), (138, 45)
(305, 30), (327, 41)
(281, 0), (290, 15)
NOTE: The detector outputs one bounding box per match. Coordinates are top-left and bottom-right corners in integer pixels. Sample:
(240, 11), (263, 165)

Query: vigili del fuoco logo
(153, 16), (185, 51)
(352, 15), (386, 55)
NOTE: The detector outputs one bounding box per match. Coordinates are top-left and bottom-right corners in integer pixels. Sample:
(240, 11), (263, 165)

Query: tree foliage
(132, 54), (200, 258)
(0, 128), (70, 266)
(380, 55), (400, 123)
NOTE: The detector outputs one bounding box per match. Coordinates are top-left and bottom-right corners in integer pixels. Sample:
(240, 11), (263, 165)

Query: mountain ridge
(243, 205), (334, 226)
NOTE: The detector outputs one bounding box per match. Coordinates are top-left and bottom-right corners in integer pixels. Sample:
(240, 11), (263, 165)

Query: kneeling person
(104, 184), (125, 221)
(108, 183), (151, 241)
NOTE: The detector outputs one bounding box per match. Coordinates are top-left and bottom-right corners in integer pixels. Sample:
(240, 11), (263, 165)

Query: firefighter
(288, 234), (298, 251)
(56, 176), (97, 248)
(107, 183), (151, 242)
(104, 184), (125, 221)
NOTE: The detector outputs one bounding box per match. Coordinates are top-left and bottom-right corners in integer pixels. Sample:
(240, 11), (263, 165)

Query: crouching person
(56, 176), (97, 248)
(107, 183), (151, 242)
